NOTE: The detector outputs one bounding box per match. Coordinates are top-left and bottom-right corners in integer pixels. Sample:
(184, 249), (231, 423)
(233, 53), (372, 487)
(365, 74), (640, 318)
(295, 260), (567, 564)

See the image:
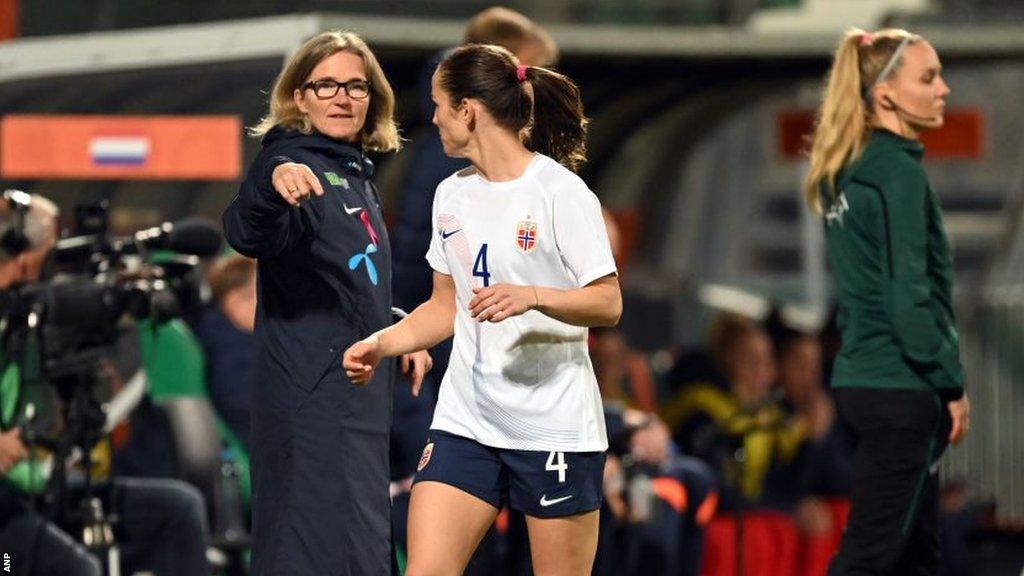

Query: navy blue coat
(192, 305), (255, 451)
(223, 126), (394, 576)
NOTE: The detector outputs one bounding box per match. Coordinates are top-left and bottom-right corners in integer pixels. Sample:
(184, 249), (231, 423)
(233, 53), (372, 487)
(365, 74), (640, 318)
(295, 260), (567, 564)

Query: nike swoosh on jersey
(440, 229), (461, 240)
(343, 204), (363, 215)
(539, 494), (573, 507)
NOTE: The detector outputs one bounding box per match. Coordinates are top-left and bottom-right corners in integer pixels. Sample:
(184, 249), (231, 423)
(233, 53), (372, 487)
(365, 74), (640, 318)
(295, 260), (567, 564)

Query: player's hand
(343, 335), (383, 386)
(0, 428), (28, 474)
(400, 350), (433, 397)
(271, 162), (324, 207)
(469, 284), (537, 323)
(948, 393), (970, 445)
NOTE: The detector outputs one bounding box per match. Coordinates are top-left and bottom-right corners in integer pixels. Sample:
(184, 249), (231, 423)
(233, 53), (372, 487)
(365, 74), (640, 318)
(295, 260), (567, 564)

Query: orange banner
(777, 108), (984, 161)
(0, 0), (17, 41)
(0, 115), (242, 180)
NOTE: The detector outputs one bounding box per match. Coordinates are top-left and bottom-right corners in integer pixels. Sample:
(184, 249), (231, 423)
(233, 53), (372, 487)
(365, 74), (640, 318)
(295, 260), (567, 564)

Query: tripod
(43, 350), (124, 576)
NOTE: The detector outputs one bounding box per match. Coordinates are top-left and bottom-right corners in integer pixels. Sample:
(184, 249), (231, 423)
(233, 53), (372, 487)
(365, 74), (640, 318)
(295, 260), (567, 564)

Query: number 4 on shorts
(546, 451), (568, 483)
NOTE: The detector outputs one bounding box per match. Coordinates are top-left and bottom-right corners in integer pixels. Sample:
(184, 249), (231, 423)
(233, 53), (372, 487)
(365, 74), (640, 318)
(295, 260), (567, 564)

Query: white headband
(865, 35), (912, 100)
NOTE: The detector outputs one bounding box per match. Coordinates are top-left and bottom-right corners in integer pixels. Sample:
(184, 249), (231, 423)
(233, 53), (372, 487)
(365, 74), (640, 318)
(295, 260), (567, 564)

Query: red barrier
(796, 497), (851, 576)
(701, 512), (799, 576)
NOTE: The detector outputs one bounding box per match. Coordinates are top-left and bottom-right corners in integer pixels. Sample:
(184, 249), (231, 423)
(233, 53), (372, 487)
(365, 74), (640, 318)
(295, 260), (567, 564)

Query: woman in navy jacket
(223, 31), (431, 576)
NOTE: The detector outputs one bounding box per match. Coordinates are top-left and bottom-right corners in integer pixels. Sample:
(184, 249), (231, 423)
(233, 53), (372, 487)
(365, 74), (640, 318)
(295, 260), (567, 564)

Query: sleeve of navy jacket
(223, 152), (307, 258)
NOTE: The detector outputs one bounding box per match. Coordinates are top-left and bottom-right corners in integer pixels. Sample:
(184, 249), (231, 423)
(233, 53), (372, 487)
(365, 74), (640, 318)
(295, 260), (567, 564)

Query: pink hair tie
(860, 32), (875, 47)
(516, 65), (529, 83)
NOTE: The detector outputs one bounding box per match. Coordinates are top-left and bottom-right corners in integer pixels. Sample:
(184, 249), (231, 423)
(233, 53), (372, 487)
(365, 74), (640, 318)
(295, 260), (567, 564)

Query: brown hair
(804, 28), (921, 213)
(437, 44), (587, 171)
(249, 31), (400, 152)
(463, 7), (558, 66)
(708, 312), (763, 373)
(208, 255), (256, 303)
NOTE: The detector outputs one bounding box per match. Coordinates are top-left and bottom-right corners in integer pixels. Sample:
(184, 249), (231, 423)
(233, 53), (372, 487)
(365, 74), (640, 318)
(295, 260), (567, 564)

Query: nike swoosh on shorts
(539, 494), (573, 507)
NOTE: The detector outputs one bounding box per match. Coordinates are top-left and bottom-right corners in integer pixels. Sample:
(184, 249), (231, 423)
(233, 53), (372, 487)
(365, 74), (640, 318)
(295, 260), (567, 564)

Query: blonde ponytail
(803, 28), (920, 214)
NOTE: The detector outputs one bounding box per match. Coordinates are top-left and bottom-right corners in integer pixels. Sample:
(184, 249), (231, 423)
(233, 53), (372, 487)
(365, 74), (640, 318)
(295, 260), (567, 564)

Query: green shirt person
(1, 351), (49, 493)
(1, 193), (59, 489)
(804, 28), (969, 575)
(825, 130), (963, 398)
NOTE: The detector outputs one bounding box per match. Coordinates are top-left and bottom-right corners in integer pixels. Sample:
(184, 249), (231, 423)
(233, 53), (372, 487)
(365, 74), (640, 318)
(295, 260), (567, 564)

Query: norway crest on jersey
(515, 220), (538, 253)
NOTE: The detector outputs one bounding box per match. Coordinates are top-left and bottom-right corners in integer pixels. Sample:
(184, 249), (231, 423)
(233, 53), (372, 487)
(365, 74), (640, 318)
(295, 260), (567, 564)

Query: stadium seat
(701, 511), (799, 576)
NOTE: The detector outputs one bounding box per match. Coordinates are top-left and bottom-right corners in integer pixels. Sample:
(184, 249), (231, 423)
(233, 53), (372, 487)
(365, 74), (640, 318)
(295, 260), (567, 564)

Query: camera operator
(599, 404), (719, 576)
(0, 193), (209, 576)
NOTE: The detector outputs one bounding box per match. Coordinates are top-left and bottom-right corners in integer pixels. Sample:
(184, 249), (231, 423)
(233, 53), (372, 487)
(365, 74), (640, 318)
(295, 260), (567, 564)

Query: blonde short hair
(463, 7), (558, 66)
(0, 193), (58, 261)
(208, 254), (256, 303)
(250, 31), (400, 153)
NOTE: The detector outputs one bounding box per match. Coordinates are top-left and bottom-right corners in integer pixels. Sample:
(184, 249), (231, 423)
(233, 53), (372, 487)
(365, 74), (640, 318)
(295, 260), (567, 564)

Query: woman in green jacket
(804, 29), (971, 575)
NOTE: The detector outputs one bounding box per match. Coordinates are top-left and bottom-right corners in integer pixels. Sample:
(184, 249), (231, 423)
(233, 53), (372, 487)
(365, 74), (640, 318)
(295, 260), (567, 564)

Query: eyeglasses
(301, 78), (371, 100)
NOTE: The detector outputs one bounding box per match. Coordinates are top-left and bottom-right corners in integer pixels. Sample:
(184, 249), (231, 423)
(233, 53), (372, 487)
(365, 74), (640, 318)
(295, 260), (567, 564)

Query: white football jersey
(425, 154), (616, 452)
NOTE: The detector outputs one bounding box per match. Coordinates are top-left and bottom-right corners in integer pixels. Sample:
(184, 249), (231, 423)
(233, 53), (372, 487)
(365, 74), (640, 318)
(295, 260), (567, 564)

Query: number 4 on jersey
(473, 243), (491, 287)
(546, 451), (568, 483)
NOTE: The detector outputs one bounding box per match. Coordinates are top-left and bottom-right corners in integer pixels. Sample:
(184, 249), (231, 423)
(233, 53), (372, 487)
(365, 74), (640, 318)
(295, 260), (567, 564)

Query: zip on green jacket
(822, 129), (964, 398)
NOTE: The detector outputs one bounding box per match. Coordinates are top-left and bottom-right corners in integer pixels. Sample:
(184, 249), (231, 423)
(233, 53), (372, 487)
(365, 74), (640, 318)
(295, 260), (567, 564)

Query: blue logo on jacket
(348, 243), (379, 285)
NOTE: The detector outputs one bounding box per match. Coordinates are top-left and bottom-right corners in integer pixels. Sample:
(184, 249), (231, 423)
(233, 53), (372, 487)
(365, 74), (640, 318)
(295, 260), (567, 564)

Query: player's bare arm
(344, 271), (456, 383)
(469, 274), (621, 327)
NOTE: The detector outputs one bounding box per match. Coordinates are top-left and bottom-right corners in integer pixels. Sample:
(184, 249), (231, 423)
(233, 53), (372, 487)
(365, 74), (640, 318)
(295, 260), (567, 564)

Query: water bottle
(628, 472), (656, 523)
(214, 449), (246, 544)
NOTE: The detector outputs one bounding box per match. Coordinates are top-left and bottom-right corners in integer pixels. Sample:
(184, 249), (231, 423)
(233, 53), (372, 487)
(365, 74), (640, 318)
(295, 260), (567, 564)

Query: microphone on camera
(54, 217), (223, 262)
(132, 217), (223, 257)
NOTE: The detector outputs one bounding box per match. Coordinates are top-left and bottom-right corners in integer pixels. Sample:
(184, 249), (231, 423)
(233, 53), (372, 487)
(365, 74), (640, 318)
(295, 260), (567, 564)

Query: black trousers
(829, 388), (952, 576)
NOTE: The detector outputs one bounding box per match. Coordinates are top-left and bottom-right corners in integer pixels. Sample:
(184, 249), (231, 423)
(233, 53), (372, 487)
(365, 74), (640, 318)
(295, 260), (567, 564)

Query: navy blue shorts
(413, 429), (606, 518)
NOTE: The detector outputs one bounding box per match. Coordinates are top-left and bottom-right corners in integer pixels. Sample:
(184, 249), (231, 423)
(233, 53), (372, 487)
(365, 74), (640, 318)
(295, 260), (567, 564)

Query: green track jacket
(822, 129), (965, 399)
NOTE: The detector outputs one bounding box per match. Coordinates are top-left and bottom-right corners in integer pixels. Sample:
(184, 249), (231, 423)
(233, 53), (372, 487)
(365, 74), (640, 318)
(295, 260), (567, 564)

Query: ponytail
(804, 30), (869, 214)
(522, 66), (588, 171)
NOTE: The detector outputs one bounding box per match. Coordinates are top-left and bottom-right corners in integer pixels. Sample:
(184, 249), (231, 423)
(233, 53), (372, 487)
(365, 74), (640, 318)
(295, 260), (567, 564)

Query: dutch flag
(89, 136), (150, 166)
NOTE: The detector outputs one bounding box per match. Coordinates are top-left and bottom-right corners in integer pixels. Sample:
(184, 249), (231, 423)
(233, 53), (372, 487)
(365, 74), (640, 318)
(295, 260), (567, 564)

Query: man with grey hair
(0, 192), (210, 576)
(0, 191), (58, 284)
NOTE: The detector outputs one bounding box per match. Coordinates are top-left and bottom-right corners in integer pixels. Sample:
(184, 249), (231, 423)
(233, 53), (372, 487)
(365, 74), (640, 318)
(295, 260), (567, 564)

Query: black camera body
(2, 201), (219, 377)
